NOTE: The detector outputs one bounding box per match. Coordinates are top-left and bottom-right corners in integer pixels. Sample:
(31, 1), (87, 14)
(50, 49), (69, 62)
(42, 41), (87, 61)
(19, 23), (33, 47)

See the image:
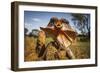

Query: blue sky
(24, 11), (90, 34)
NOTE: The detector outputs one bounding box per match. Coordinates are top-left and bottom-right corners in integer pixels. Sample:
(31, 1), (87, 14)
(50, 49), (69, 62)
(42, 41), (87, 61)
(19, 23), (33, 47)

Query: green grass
(46, 37), (54, 45)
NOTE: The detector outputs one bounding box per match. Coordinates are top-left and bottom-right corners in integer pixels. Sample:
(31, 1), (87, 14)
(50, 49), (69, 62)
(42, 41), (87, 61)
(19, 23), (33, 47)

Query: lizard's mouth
(55, 23), (63, 29)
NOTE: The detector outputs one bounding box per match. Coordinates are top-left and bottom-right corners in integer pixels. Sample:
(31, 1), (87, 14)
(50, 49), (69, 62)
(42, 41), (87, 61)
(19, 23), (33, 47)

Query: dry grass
(24, 36), (38, 61)
(70, 41), (90, 59)
(24, 36), (90, 61)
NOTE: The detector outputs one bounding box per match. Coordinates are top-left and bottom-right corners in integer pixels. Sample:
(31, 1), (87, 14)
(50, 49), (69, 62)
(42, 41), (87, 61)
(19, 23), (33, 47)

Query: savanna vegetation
(24, 35), (90, 61)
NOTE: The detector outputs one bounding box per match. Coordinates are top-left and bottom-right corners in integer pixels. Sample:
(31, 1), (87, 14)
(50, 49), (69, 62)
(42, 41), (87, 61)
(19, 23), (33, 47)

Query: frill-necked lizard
(40, 17), (77, 59)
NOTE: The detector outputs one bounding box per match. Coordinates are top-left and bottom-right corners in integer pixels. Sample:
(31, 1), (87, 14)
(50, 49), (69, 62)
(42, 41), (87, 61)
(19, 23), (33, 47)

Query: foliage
(24, 28), (28, 35)
(71, 14), (90, 36)
(29, 29), (39, 37)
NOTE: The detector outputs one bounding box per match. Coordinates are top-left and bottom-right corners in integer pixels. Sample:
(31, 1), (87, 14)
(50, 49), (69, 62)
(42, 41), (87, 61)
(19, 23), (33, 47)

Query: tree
(32, 29), (39, 37)
(24, 28), (28, 35)
(29, 29), (39, 37)
(71, 14), (90, 37)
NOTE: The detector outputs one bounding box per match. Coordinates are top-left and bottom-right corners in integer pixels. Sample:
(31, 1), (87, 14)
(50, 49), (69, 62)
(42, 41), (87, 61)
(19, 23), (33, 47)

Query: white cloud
(32, 18), (41, 22)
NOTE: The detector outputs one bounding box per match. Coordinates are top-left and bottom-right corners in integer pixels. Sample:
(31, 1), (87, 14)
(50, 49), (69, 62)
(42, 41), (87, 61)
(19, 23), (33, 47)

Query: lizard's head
(48, 17), (69, 30)
(54, 19), (63, 29)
